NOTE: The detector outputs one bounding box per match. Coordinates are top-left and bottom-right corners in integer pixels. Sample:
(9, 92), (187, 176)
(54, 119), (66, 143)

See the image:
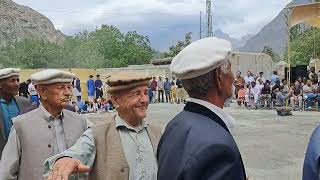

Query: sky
(13, 0), (292, 51)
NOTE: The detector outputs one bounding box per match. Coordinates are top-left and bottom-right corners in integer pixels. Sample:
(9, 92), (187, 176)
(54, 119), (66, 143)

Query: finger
(62, 159), (80, 180)
(77, 163), (91, 173)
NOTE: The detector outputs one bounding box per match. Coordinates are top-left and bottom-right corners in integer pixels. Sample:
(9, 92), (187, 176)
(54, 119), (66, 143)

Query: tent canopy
(289, 2), (320, 28)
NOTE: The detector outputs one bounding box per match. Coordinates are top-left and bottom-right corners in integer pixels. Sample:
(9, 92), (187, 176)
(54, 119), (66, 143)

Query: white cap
(31, 69), (75, 85)
(0, 68), (20, 80)
(170, 37), (232, 80)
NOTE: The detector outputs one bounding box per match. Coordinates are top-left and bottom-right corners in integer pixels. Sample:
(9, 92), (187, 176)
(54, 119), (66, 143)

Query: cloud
(13, 0), (291, 51)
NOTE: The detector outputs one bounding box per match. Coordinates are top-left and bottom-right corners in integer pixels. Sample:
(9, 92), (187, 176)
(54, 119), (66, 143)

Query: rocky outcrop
(0, 0), (65, 46)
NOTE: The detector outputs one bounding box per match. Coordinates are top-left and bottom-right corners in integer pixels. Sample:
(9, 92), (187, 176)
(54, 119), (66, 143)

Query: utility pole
(206, 0), (213, 37)
(200, 11), (202, 39)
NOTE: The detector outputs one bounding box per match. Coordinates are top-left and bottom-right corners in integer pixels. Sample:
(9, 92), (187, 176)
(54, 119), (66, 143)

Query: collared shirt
(188, 98), (235, 130)
(0, 97), (19, 139)
(39, 104), (67, 153)
(0, 104), (70, 179)
(244, 76), (254, 84)
(115, 115), (158, 180)
(157, 80), (164, 90)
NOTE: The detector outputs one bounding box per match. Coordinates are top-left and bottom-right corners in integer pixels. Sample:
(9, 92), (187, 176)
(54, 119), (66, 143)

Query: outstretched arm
(44, 128), (96, 180)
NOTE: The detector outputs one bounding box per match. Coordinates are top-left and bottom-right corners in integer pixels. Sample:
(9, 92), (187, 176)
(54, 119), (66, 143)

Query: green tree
(285, 27), (320, 66)
(162, 32), (192, 58)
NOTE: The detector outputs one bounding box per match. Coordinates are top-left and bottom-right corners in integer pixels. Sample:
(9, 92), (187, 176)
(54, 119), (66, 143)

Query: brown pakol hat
(106, 71), (151, 94)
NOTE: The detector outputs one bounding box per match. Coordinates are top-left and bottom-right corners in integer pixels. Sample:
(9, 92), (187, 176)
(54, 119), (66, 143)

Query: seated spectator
(260, 82), (271, 107)
(237, 85), (246, 106)
(76, 96), (86, 113)
(275, 85), (290, 106)
(251, 82), (261, 108)
(271, 80), (281, 101)
(245, 82), (260, 108)
(281, 79), (289, 94)
(245, 84), (253, 107)
(290, 81), (303, 111)
(303, 80), (318, 109)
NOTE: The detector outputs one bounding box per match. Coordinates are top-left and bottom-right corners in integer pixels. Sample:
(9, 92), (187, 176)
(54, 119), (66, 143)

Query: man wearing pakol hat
(0, 68), (31, 154)
(157, 37), (247, 180)
(44, 71), (162, 180)
(0, 69), (92, 180)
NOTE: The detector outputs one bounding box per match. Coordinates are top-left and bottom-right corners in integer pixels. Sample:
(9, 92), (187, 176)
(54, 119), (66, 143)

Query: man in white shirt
(244, 71), (255, 85)
(256, 72), (266, 85)
(250, 82), (261, 108)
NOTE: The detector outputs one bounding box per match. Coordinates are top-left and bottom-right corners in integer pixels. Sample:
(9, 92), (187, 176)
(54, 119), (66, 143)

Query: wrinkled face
(0, 75), (20, 98)
(37, 82), (72, 110)
(112, 85), (149, 125)
(219, 63), (234, 99)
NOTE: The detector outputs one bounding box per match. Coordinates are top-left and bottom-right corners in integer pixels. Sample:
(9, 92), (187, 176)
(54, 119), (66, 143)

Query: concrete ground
(85, 103), (320, 180)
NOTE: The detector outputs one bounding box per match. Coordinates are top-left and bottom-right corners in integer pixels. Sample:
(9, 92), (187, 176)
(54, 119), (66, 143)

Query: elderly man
(0, 68), (31, 154)
(45, 71), (162, 180)
(0, 69), (91, 180)
(157, 37), (246, 180)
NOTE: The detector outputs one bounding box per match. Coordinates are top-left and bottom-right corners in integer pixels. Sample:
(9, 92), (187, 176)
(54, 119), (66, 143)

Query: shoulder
(15, 96), (31, 105)
(164, 110), (234, 146)
(91, 115), (115, 133)
(63, 109), (85, 120)
(12, 108), (40, 124)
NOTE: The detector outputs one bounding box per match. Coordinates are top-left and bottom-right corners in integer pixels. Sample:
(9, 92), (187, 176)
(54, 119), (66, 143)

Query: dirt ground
(84, 103), (320, 180)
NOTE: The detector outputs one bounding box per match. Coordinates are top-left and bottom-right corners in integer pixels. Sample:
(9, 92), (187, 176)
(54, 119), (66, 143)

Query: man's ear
(36, 85), (47, 100)
(215, 69), (222, 90)
(111, 95), (120, 110)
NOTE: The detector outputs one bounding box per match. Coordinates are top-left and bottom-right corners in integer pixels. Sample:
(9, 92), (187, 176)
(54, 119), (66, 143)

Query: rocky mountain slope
(239, 0), (310, 55)
(0, 0), (65, 46)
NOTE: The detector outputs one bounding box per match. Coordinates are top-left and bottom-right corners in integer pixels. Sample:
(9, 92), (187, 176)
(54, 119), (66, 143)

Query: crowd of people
(233, 68), (320, 111)
(1, 37), (320, 180)
(148, 76), (188, 104)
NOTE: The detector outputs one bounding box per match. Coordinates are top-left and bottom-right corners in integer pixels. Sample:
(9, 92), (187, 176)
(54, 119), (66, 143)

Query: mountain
(213, 28), (253, 49)
(239, 0), (310, 55)
(0, 0), (65, 46)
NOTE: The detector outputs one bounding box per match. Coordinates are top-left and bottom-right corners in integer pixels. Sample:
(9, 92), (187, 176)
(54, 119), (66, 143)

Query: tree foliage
(0, 25), (154, 68)
(160, 32), (192, 58)
(284, 27), (320, 66)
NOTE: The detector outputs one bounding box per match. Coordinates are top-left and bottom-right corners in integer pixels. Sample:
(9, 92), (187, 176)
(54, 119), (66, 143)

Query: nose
(140, 93), (148, 104)
(63, 86), (72, 96)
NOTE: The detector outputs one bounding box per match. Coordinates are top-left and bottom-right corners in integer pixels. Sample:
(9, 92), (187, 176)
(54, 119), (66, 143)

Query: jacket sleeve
(43, 128), (96, 178)
(302, 126), (320, 180)
(180, 143), (239, 180)
(0, 127), (21, 180)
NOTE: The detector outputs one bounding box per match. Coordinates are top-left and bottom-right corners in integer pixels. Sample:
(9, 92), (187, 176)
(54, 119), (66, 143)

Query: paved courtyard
(85, 103), (320, 180)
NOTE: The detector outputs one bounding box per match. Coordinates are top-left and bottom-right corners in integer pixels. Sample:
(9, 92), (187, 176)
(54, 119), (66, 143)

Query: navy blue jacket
(303, 125), (320, 180)
(157, 102), (246, 180)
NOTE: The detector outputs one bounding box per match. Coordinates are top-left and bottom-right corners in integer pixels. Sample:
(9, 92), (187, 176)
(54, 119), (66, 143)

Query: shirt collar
(115, 114), (149, 133)
(39, 103), (64, 120)
(187, 98), (235, 130)
(0, 96), (15, 104)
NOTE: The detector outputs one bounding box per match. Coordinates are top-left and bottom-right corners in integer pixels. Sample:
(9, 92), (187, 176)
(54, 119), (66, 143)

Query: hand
(47, 157), (90, 180)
